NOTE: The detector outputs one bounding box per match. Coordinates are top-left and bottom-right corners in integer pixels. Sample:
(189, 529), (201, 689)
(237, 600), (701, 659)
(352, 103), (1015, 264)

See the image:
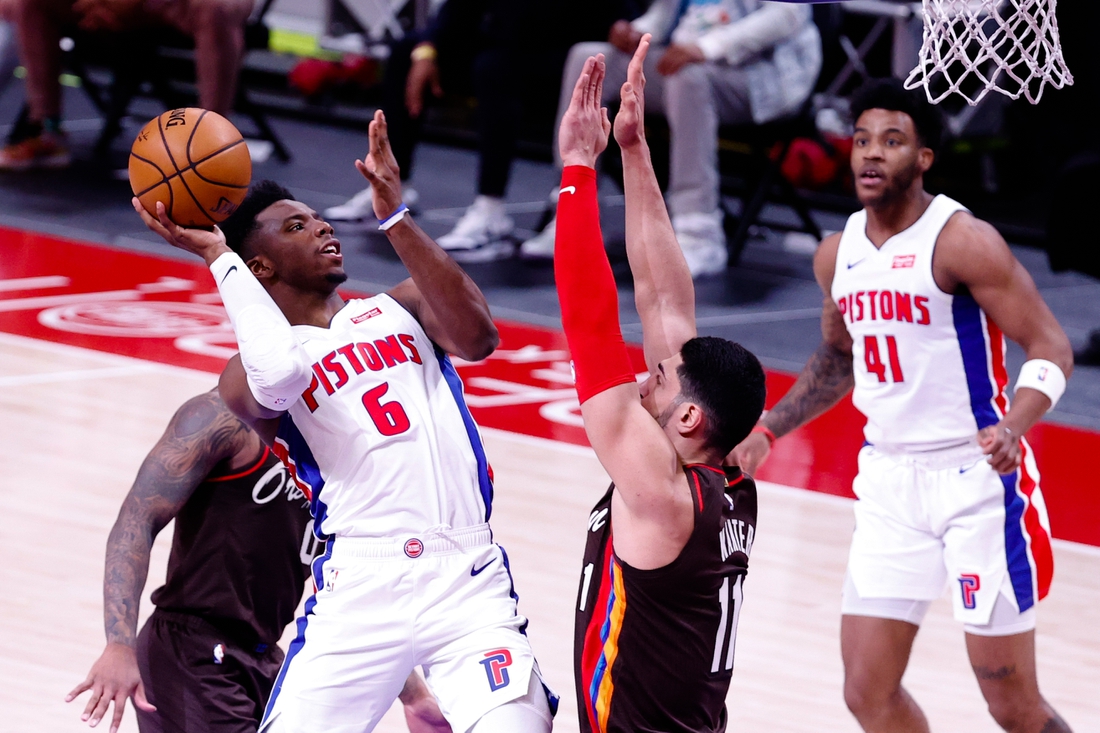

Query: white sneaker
(673, 211), (728, 278)
(324, 186), (420, 221)
(437, 196), (515, 257)
(519, 216), (556, 259)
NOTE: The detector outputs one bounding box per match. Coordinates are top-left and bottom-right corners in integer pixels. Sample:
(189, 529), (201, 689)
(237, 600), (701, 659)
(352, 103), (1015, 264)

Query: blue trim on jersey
(498, 544), (559, 715)
(433, 347), (494, 520)
(999, 471), (1036, 612)
(261, 588), (319, 725)
(951, 294), (999, 430)
(277, 414), (332, 538)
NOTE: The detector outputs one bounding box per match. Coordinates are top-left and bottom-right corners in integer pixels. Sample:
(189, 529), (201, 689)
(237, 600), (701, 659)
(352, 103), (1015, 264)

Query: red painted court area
(3, 227), (1098, 546)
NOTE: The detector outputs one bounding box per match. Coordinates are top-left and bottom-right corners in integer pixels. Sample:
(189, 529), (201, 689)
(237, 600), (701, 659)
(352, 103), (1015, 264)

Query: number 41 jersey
(272, 295), (493, 539)
(574, 465), (757, 733)
(831, 195), (1011, 451)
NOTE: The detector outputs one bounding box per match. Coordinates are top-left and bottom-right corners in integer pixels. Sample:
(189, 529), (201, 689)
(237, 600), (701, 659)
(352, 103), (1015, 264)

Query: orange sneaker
(0, 132), (71, 171)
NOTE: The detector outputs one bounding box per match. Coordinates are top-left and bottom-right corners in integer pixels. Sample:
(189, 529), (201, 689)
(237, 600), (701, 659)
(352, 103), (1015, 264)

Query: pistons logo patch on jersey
(958, 573), (981, 609)
(892, 254), (916, 269)
(479, 649), (513, 691)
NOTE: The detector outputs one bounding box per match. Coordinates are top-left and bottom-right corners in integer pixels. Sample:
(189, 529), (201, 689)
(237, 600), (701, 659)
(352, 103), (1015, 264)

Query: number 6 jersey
(574, 465), (757, 733)
(272, 294), (493, 539)
(831, 194), (1010, 451)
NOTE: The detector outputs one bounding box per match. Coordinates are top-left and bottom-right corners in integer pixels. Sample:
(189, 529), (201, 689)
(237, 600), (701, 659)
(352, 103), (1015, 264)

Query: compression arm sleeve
(554, 166), (636, 404)
(209, 252), (313, 410)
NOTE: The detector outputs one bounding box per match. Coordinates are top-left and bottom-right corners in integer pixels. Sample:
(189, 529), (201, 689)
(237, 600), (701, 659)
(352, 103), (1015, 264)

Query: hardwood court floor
(2, 331), (1098, 733)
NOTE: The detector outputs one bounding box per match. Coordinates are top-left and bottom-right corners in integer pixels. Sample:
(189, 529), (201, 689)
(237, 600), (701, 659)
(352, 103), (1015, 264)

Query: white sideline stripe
(0, 364), (157, 387)
(0, 276), (71, 292)
(5, 332), (1098, 559)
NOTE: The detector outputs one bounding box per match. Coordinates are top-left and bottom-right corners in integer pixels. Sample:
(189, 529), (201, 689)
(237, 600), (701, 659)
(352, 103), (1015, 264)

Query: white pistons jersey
(831, 195), (1010, 450)
(271, 295), (492, 538)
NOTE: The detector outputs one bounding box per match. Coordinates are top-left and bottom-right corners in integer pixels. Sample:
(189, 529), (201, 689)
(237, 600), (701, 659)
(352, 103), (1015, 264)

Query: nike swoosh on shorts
(471, 559), (495, 576)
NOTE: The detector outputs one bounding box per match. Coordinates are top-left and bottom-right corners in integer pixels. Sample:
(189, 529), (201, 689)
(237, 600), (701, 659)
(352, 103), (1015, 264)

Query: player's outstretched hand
(558, 54), (611, 169)
(132, 198), (230, 266)
(978, 422), (1022, 475)
(356, 109), (405, 223)
(66, 642), (155, 733)
(614, 34), (651, 151)
(727, 431), (771, 476)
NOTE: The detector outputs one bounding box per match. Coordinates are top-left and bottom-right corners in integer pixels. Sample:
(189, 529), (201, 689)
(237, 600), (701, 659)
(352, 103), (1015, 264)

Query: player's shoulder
(812, 231), (844, 287)
(936, 209), (1016, 279)
(169, 390), (246, 442)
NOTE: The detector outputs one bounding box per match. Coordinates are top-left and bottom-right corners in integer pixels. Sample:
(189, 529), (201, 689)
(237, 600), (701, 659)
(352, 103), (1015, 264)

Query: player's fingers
(109, 691), (128, 733)
(356, 159), (379, 184)
(133, 681), (156, 713)
(66, 676), (93, 702)
(570, 58), (594, 111)
(591, 54), (606, 108)
(81, 687), (102, 721)
(88, 684), (116, 726)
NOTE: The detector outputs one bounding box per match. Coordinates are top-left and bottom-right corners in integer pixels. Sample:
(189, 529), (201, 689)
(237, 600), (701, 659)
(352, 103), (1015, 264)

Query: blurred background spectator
(518, 0), (822, 278)
(323, 0), (638, 261)
(0, 0), (255, 171)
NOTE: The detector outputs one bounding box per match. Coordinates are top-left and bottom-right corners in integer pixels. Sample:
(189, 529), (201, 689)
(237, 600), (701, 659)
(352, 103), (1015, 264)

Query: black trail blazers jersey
(574, 464), (758, 733)
(150, 446), (317, 646)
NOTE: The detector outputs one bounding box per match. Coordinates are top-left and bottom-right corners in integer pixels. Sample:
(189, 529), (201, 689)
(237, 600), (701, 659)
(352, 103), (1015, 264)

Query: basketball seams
(133, 108), (249, 226)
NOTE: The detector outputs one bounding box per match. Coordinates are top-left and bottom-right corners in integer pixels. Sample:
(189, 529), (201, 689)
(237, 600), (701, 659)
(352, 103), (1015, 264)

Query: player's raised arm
(729, 233), (854, 475)
(935, 213), (1072, 473)
(359, 110), (498, 361)
(616, 36), (697, 372)
(66, 392), (253, 733)
(554, 54), (691, 567)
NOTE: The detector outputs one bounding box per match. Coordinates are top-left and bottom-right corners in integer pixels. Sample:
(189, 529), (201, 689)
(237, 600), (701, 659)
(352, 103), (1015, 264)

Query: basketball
(129, 108), (252, 228)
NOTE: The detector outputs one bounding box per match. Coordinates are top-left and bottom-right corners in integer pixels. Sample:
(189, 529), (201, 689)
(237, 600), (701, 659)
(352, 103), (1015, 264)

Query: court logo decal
(958, 573), (981, 609)
(38, 301), (228, 338)
(480, 649), (513, 691)
(404, 538), (424, 558)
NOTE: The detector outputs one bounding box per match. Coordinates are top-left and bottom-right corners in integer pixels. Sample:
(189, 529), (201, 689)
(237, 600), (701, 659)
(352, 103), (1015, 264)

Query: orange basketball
(129, 108), (252, 227)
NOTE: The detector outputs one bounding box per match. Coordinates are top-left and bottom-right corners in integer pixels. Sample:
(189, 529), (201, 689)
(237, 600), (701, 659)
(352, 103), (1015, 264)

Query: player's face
(640, 353), (685, 426)
(851, 109), (931, 208)
(253, 200), (347, 291)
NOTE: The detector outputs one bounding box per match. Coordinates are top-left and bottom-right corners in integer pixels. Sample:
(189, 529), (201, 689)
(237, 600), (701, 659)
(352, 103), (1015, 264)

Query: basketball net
(905, 0), (1073, 106)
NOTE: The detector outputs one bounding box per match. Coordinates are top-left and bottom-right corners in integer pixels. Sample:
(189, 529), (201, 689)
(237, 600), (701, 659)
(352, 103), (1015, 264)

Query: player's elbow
(458, 321), (500, 362)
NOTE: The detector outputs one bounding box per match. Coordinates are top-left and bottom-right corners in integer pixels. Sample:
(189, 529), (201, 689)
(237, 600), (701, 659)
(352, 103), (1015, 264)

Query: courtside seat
(60, 0), (290, 162)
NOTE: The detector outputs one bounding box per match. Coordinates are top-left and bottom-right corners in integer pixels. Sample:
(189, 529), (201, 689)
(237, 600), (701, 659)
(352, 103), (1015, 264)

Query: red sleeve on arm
(554, 166), (636, 404)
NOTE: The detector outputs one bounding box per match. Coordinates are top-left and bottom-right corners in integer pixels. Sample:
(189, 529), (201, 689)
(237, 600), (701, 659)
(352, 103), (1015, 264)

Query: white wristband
(209, 251), (313, 410)
(378, 204), (409, 231)
(1014, 359), (1066, 412)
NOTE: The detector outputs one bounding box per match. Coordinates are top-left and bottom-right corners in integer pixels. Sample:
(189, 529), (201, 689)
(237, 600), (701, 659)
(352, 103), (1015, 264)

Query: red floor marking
(3, 228), (1097, 546)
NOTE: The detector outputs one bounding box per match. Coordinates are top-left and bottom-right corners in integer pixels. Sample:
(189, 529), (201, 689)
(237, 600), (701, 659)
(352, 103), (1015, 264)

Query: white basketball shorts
(845, 440), (1054, 627)
(259, 524), (557, 733)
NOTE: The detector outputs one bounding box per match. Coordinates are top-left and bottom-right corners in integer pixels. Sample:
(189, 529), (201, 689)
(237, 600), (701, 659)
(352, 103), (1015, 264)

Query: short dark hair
(677, 336), (766, 456)
(850, 78), (944, 152)
(219, 180), (295, 258)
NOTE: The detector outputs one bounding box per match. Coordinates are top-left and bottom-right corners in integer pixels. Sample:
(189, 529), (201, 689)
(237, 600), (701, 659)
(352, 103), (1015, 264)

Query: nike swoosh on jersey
(560, 186), (576, 196)
(846, 258), (867, 270)
(471, 559), (495, 576)
(220, 265), (237, 283)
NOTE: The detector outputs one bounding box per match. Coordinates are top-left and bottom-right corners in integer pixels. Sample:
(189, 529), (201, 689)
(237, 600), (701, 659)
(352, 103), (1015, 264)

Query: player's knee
(842, 674), (894, 720)
(466, 672), (552, 733)
(984, 693), (1036, 732)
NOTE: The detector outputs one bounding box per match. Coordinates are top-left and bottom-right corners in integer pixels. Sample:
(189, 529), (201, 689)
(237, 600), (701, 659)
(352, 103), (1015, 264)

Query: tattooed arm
(67, 391), (259, 733)
(730, 233), (854, 475)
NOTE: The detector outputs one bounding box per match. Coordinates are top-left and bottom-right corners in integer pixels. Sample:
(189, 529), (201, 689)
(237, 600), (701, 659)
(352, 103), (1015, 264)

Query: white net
(905, 0), (1073, 106)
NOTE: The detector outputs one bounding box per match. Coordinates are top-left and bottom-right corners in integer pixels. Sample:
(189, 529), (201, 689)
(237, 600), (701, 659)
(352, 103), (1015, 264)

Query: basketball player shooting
(131, 111), (555, 733)
(730, 79), (1074, 733)
(555, 40), (767, 732)
(65, 390), (448, 733)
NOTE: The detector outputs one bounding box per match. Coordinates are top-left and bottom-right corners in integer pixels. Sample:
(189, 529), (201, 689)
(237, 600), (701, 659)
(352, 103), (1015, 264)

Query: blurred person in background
(520, 0), (821, 278)
(0, 0), (255, 171)
(324, 0), (637, 261)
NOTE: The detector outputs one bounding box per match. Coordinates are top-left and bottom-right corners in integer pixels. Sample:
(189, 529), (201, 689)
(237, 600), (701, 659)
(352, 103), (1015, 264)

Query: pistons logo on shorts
(479, 649), (513, 692)
(404, 538), (424, 558)
(958, 573), (981, 610)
